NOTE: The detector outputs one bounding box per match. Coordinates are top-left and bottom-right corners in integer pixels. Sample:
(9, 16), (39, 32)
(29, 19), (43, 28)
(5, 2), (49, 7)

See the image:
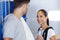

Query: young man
(3, 0), (35, 40)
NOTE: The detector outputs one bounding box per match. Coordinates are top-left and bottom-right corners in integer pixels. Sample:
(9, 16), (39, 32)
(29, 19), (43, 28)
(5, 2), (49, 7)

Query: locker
(0, 1), (3, 40)
(0, 0), (9, 40)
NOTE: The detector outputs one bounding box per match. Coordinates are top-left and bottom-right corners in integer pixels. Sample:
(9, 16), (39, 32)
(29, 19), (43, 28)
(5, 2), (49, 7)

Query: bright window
(48, 10), (60, 21)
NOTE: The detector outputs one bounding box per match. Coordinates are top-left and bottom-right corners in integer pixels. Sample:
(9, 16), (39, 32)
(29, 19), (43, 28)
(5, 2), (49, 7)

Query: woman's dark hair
(38, 9), (49, 31)
(14, 0), (30, 9)
(38, 9), (49, 26)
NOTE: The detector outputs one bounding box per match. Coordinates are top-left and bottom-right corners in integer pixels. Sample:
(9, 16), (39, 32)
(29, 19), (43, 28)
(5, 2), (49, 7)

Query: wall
(26, 0), (60, 38)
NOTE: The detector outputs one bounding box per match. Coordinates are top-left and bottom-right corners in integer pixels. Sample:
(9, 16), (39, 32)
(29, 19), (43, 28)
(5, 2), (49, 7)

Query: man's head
(14, 0), (30, 15)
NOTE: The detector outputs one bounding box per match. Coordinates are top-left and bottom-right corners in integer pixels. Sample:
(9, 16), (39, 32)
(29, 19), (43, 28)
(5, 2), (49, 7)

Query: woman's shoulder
(48, 28), (56, 38)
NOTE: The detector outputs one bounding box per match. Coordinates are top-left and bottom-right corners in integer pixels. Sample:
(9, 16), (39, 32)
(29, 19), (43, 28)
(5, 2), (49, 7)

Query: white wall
(26, 0), (60, 38)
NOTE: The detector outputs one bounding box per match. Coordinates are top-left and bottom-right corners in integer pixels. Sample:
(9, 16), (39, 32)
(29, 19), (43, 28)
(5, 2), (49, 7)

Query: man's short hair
(14, 0), (30, 9)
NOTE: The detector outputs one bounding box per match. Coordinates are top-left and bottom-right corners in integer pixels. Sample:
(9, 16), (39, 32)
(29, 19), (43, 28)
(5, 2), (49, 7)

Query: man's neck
(13, 9), (23, 19)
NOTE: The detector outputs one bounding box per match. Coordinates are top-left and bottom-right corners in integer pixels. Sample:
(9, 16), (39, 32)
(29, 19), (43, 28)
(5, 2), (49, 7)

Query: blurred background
(0, 0), (60, 40)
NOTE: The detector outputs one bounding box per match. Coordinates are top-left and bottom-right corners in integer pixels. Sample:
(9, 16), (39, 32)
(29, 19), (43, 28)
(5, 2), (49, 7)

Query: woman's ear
(46, 16), (48, 20)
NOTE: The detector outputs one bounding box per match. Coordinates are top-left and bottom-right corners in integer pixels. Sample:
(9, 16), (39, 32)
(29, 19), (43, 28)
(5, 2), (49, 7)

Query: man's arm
(3, 38), (12, 40)
(3, 20), (16, 40)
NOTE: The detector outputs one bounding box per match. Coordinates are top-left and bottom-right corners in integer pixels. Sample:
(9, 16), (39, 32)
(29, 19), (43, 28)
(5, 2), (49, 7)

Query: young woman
(37, 9), (56, 40)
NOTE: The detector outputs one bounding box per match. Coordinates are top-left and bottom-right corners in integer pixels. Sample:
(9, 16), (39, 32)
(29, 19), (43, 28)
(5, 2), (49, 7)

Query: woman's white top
(38, 27), (55, 40)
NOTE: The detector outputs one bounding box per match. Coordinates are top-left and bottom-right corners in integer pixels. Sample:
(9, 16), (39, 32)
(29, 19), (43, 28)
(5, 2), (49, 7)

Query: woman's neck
(42, 23), (48, 30)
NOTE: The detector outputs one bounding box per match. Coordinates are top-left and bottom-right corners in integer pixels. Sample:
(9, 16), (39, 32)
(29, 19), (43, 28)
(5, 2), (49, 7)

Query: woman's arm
(50, 35), (56, 40)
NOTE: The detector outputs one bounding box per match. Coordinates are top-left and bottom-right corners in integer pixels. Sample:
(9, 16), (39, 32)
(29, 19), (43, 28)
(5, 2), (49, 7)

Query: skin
(3, 38), (12, 40)
(3, 3), (29, 40)
(37, 11), (56, 40)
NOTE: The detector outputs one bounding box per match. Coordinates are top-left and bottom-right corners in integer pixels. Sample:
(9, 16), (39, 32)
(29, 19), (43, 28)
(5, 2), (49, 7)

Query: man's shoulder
(3, 14), (18, 24)
(4, 14), (15, 20)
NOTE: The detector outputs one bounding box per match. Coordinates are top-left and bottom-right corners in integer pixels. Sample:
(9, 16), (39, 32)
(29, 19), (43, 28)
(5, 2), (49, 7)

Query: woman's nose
(38, 17), (41, 20)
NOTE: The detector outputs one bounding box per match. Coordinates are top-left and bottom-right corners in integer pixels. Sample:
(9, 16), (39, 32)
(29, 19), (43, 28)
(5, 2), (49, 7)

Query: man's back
(3, 14), (26, 40)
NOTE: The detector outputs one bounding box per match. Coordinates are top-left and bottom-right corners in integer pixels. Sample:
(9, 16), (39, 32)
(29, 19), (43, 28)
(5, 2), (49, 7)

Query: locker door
(0, 1), (3, 40)
(0, 0), (9, 40)
(2, 1), (9, 18)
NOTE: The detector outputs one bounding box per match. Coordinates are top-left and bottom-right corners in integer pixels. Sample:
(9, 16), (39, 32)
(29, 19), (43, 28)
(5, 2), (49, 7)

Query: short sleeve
(48, 29), (56, 38)
(3, 20), (16, 38)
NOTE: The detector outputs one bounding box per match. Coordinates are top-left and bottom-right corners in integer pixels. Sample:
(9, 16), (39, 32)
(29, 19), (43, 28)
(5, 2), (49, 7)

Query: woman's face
(37, 11), (47, 25)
